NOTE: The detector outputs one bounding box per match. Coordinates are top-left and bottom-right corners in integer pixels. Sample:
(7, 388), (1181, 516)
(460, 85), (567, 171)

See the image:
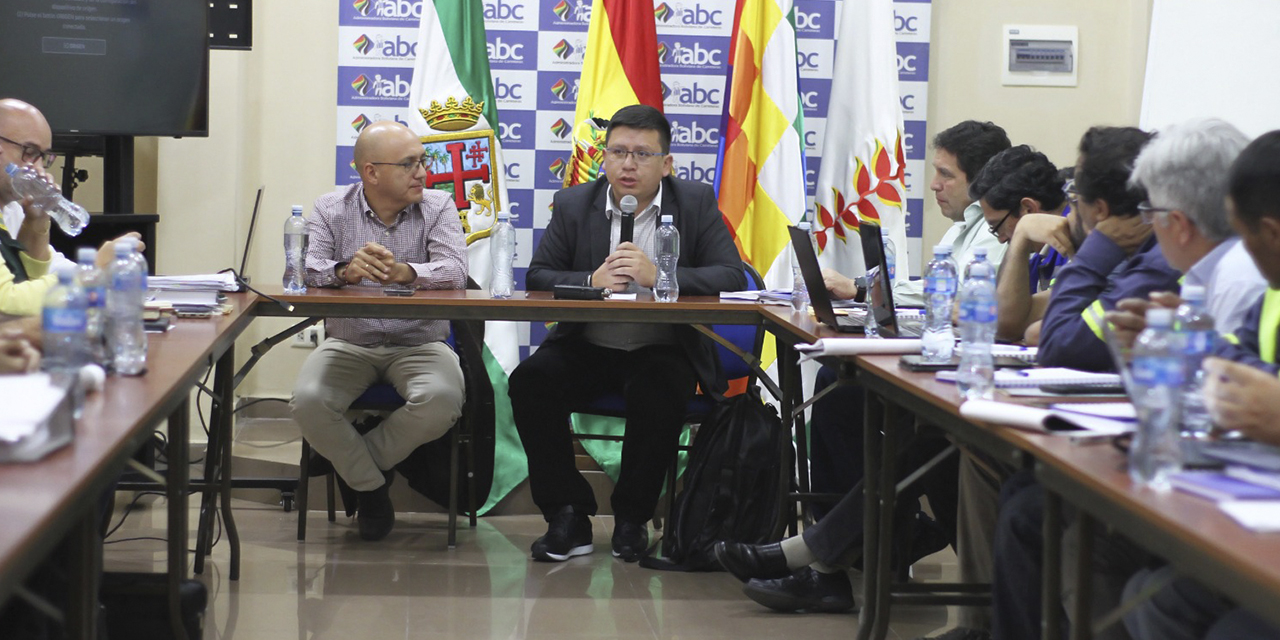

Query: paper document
(0, 374), (66, 443)
(938, 367), (1121, 389)
(1220, 501), (1280, 533)
(795, 337), (922, 360)
(147, 272), (240, 292)
(959, 399), (1134, 437)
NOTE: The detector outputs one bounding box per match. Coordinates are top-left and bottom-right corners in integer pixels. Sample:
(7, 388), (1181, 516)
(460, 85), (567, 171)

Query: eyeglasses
(988, 209), (1015, 236)
(0, 134), (57, 169)
(604, 147), (666, 165)
(1138, 201), (1174, 224)
(370, 155), (429, 172)
(1064, 184), (1080, 210)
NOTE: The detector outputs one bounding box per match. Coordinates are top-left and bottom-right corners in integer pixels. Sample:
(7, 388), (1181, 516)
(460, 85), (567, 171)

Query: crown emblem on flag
(420, 97), (485, 132)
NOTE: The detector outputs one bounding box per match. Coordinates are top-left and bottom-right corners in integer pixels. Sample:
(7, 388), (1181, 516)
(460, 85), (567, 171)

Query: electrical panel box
(1003, 25), (1078, 87)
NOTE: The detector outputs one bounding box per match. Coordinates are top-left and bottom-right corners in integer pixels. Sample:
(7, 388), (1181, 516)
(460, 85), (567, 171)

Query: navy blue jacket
(1038, 232), (1182, 371)
(1213, 290), (1279, 374)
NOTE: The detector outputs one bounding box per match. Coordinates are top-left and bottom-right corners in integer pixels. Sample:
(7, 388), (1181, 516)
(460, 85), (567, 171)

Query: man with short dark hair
(966, 146), (1081, 342)
(823, 120), (1011, 306)
(510, 104), (745, 563)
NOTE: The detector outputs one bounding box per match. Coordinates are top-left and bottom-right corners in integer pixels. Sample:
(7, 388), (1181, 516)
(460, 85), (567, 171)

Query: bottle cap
(4, 163), (18, 176)
(933, 244), (948, 257)
(974, 247), (988, 258)
(114, 241), (133, 256)
(55, 263), (77, 282)
(1146, 308), (1174, 326)
(291, 205), (303, 215)
(797, 221), (811, 231)
(497, 210), (510, 221)
(1180, 284), (1206, 302)
(77, 247), (97, 264)
(661, 215), (673, 224)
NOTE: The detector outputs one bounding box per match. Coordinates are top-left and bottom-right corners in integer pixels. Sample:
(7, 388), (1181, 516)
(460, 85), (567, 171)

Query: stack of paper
(148, 272), (240, 292)
(958, 399), (1134, 438)
(148, 290), (222, 315)
(719, 289), (794, 305)
(937, 367), (1121, 389)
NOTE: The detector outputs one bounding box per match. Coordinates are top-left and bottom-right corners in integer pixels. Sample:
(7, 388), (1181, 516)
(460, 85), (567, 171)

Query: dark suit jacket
(526, 176), (747, 394)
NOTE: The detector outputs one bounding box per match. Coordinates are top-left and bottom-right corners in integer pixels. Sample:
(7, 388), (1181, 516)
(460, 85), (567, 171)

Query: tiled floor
(104, 496), (962, 640)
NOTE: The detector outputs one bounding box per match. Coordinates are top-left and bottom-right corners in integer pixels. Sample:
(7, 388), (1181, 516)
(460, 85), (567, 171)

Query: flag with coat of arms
(407, 0), (523, 514)
(562, 0), (664, 187)
(812, 0), (909, 284)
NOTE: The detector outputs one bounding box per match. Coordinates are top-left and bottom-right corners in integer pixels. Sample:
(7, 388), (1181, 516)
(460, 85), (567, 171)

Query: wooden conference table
(8, 287), (1279, 640)
(0, 293), (255, 640)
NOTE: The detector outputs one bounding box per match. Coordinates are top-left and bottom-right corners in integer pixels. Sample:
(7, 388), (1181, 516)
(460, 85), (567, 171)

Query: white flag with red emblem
(811, 0), (908, 284)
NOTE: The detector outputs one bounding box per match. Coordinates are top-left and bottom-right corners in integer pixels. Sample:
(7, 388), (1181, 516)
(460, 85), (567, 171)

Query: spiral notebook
(936, 367), (1122, 389)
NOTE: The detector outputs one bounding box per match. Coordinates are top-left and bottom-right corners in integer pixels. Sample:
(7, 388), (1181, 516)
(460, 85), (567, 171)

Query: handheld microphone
(618, 194), (637, 244)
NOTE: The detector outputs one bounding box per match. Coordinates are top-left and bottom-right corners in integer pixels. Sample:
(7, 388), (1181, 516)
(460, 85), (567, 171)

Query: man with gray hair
(1106, 117), (1266, 341)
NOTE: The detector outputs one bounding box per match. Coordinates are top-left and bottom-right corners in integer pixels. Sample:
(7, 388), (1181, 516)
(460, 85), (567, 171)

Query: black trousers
(810, 364), (865, 520)
(802, 427), (959, 568)
(508, 338), (698, 523)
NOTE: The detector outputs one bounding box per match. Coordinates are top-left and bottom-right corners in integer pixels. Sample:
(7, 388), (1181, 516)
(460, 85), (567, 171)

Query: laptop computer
(236, 186), (266, 286)
(788, 223), (920, 337)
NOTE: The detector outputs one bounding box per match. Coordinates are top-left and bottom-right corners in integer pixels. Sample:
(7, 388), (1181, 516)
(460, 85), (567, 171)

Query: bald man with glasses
(289, 120), (468, 542)
(0, 98), (139, 320)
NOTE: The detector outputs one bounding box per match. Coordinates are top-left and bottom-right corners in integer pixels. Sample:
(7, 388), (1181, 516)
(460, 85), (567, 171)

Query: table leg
(1071, 512), (1094, 640)
(1043, 488), (1063, 640)
(777, 345), (803, 538)
(193, 367), (221, 575)
(869, 401), (902, 640)
(66, 506), (101, 640)
(856, 385), (886, 640)
(167, 399), (191, 640)
(214, 350), (242, 580)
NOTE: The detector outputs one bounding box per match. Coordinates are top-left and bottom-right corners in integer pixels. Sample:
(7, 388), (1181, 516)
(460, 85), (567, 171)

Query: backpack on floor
(640, 384), (790, 571)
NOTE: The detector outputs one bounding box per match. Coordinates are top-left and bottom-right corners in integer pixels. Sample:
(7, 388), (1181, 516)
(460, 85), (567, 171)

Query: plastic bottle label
(925, 276), (956, 295)
(959, 301), (996, 323)
(43, 308), (87, 333)
(1183, 330), (1214, 356)
(1133, 357), (1184, 387)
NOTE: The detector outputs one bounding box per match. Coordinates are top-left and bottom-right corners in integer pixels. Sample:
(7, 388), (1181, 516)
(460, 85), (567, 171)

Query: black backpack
(640, 385), (790, 571)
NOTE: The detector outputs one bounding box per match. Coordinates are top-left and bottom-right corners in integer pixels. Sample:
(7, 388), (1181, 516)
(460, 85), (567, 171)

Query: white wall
(138, 0), (1153, 399)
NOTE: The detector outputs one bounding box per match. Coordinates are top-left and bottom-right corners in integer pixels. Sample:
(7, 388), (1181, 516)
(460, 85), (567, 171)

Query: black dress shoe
(713, 541), (792, 582)
(742, 567), (855, 613)
(611, 520), (649, 562)
(531, 506), (593, 562)
(357, 480), (395, 541)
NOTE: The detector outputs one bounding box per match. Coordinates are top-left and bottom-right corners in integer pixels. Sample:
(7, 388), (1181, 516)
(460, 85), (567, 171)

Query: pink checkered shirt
(305, 183), (468, 347)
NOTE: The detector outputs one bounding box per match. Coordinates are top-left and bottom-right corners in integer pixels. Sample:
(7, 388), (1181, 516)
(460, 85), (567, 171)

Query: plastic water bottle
(76, 247), (108, 367)
(283, 205), (308, 295)
(882, 236), (896, 284)
(956, 261), (997, 400)
(941, 245), (960, 278)
(1129, 308), (1184, 489)
(490, 211), (515, 299)
(922, 245), (958, 362)
(108, 241), (147, 375)
(1174, 285), (1214, 438)
(654, 215), (680, 302)
(791, 222), (814, 311)
(3, 163), (90, 236)
(43, 264), (89, 415)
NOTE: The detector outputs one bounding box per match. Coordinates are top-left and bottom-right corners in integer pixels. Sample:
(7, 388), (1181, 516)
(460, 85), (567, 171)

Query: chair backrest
(709, 262), (767, 394)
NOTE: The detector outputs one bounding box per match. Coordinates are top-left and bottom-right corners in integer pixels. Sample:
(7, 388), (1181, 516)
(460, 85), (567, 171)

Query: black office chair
(295, 280), (495, 548)
(569, 262), (771, 528)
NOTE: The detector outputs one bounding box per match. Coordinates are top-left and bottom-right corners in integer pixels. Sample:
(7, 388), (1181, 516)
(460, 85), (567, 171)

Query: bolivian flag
(563, 0), (664, 187)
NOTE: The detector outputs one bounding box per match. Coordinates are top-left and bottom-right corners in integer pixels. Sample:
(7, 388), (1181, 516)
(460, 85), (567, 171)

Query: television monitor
(0, 0), (210, 137)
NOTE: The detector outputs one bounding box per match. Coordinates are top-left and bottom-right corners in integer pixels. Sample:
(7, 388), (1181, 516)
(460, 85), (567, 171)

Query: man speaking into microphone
(509, 104), (745, 563)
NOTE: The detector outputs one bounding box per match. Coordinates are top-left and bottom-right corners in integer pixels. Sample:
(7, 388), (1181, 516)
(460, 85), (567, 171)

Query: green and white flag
(408, 0), (522, 513)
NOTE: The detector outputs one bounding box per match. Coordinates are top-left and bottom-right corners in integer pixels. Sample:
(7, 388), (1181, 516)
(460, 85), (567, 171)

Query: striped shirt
(305, 183), (468, 347)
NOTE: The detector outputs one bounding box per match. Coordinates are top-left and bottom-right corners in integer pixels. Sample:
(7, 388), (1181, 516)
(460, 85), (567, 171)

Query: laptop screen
(788, 224), (900, 336)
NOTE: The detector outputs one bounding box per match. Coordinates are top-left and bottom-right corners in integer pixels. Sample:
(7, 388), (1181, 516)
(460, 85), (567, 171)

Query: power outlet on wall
(291, 324), (325, 349)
